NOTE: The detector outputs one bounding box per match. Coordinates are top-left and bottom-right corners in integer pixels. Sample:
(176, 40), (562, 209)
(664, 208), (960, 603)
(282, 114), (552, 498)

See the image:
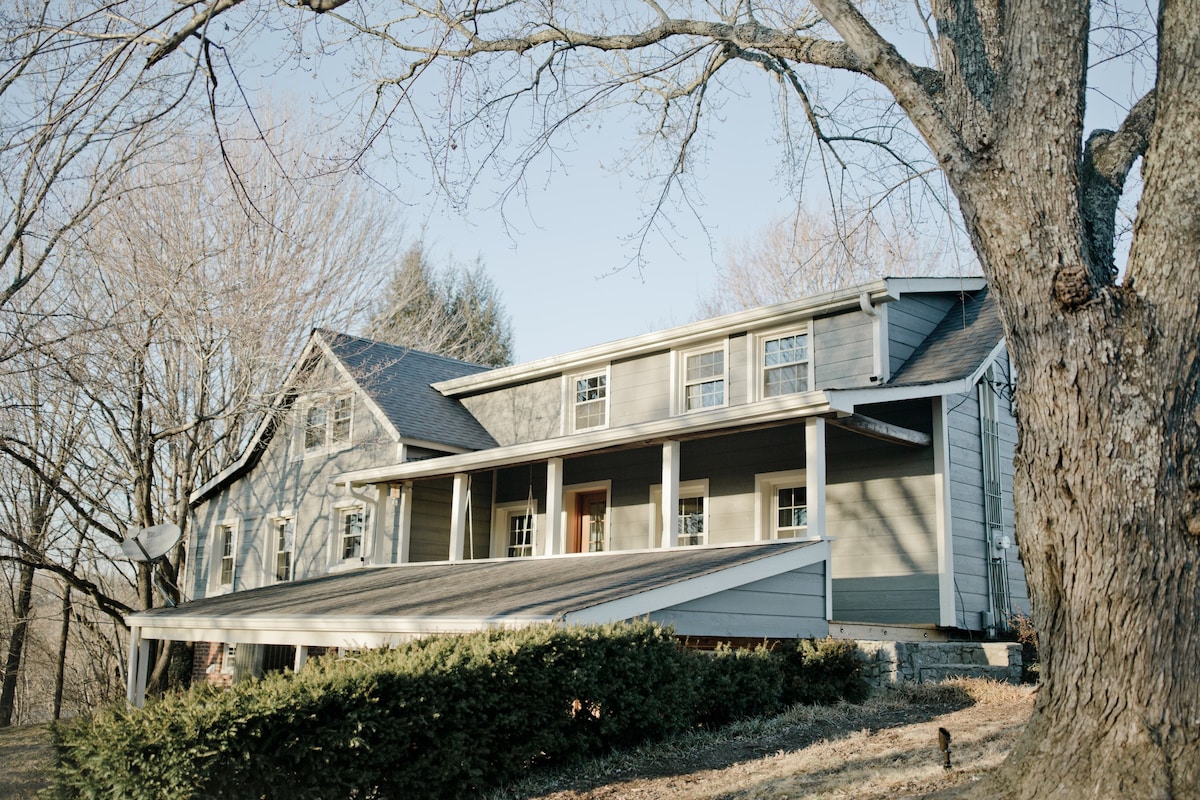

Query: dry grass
(0, 724), (52, 800)
(486, 678), (1036, 800)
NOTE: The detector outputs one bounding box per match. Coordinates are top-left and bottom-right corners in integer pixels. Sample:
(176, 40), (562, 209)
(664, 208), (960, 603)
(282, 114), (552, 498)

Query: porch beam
(805, 418), (827, 540)
(544, 457), (564, 555)
(661, 440), (680, 548)
(827, 413), (932, 447)
(448, 473), (469, 561)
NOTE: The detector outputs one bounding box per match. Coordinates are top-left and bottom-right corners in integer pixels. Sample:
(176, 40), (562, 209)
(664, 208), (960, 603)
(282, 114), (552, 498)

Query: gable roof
(320, 331), (497, 451)
(887, 289), (1004, 387)
(130, 540), (828, 646)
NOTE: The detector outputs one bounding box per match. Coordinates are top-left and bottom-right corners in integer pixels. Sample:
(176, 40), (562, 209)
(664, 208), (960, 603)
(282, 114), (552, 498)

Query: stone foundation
(855, 640), (1022, 689)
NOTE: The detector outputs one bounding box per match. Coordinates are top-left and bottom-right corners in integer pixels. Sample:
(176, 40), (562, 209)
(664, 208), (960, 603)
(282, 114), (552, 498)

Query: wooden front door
(572, 491), (607, 553)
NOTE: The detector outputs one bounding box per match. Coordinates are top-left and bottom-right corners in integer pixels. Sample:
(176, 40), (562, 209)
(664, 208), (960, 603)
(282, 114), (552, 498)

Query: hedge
(50, 624), (867, 800)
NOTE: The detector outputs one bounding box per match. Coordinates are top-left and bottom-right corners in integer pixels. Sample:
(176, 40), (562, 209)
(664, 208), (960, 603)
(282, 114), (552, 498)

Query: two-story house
(126, 277), (1028, 702)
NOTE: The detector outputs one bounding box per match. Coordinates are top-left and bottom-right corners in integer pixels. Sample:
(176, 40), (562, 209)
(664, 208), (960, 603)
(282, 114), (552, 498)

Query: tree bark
(0, 561), (35, 727)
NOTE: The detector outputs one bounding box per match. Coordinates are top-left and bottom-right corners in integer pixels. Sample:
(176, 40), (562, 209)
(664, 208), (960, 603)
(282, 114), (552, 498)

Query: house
(125, 277), (1028, 704)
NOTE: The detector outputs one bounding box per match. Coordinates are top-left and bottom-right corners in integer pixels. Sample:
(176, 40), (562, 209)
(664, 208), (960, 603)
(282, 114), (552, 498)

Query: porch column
(293, 645), (309, 673)
(544, 457), (564, 555)
(448, 472), (470, 561)
(661, 440), (680, 548)
(125, 625), (150, 708)
(805, 418), (827, 539)
(369, 484), (388, 565)
(395, 481), (413, 564)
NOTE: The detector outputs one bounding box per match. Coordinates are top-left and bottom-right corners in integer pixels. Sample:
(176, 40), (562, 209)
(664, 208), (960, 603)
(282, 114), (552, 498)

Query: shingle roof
(139, 541), (821, 623)
(320, 331), (498, 451)
(888, 289), (1005, 386)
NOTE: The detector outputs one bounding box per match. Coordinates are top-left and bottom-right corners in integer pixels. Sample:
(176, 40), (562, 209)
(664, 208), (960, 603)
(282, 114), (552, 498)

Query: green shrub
(781, 637), (870, 705)
(690, 644), (784, 728)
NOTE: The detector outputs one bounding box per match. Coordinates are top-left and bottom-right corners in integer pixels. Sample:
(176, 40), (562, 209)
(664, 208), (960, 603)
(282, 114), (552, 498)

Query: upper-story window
(303, 394), (353, 452)
(572, 371), (608, 431)
(760, 330), (810, 398)
(212, 522), (236, 590)
(680, 344), (726, 412)
(272, 517), (294, 582)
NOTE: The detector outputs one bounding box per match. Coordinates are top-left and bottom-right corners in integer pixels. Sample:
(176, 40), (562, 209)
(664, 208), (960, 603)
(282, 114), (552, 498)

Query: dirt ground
(0, 681), (1034, 800)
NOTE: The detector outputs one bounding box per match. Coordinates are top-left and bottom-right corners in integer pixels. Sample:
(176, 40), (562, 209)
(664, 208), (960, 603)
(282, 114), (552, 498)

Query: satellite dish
(121, 523), (182, 561)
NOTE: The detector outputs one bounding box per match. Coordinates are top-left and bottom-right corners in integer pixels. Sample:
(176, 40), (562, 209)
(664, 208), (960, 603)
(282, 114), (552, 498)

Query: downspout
(859, 292), (886, 383)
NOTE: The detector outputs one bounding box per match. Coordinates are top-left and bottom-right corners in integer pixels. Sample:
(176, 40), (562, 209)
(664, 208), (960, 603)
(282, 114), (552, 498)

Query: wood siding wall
(649, 564), (828, 638)
(813, 311), (876, 388)
(459, 376), (562, 445)
(826, 401), (941, 624)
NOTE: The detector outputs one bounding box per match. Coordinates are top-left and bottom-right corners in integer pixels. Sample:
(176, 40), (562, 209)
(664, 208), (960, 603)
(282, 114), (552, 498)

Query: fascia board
(563, 540), (830, 624)
(128, 613), (557, 647)
(339, 392), (835, 485)
(433, 281), (894, 395)
(883, 277), (987, 296)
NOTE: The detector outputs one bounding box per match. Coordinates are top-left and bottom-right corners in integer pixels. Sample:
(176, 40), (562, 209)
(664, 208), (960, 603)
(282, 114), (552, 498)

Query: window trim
(270, 515), (295, 584)
(674, 342), (729, 415)
(754, 469), (815, 540)
(751, 326), (813, 402)
(493, 501), (539, 559)
(649, 479), (710, 547)
(566, 366), (611, 433)
(333, 503), (368, 565)
(209, 520), (238, 594)
(300, 393), (355, 456)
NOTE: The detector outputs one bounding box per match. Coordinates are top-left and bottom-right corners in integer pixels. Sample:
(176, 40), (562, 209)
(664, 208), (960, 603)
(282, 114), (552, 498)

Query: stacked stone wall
(855, 640), (1022, 689)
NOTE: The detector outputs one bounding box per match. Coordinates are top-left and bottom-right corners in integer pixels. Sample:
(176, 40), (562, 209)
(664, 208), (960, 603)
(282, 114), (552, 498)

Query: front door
(572, 491), (607, 553)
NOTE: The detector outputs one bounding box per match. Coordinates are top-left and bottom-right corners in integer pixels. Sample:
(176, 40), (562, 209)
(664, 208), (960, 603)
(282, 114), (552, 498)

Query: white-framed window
(210, 522), (237, 591)
(507, 512), (535, 558)
(272, 517), (294, 582)
(571, 369), (609, 431)
(754, 328), (811, 400)
(302, 394), (354, 453)
(755, 470), (811, 539)
(338, 506), (366, 562)
(678, 343), (727, 413)
(651, 479), (709, 547)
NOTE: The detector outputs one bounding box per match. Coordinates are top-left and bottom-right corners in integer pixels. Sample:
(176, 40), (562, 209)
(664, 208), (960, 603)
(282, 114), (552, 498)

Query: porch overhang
(338, 391), (838, 487)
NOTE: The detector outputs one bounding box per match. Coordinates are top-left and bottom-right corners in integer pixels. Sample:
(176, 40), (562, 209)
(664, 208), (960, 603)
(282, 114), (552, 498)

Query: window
(681, 345), (726, 412)
(774, 486), (808, 537)
(760, 330), (810, 398)
(650, 480), (709, 547)
(339, 507), (366, 561)
(304, 405), (326, 450)
(677, 495), (706, 546)
(216, 524), (235, 587)
(272, 517), (294, 582)
(303, 395), (352, 452)
(330, 396), (352, 444)
(755, 470), (811, 540)
(572, 372), (608, 431)
(507, 513), (535, 558)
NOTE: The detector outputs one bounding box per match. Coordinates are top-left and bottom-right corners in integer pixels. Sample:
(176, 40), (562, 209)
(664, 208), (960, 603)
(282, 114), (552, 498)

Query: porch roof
(129, 540), (829, 647)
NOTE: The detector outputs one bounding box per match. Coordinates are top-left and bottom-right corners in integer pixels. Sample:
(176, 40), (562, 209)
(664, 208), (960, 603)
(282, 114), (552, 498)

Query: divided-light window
(304, 395), (353, 451)
(273, 518), (294, 582)
(340, 508), (366, 561)
(775, 486), (808, 537)
(217, 524), (235, 586)
(762, 332), (809, 397)
(507, 513), (534, 558)
(683, 348), (725, 411)
(573, 373), (607, 430)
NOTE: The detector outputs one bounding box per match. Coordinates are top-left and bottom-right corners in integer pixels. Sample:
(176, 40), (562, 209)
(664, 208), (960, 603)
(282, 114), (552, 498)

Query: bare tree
(701, 206), (976, 315)
(368, 241), (515, 367)
(7, 0), (1198, 793)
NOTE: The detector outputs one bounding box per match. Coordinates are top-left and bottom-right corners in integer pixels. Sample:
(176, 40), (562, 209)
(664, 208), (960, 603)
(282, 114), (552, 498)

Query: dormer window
(571, 370), (608, 431)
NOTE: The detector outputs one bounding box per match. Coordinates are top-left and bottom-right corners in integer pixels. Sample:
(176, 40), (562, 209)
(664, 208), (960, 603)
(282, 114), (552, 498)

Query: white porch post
(932, 396), (956, 627)
(448, 472), (470, 561)
(125, 625), (150, 708)
(369, 484), (387, 565)
(661, 440), (681, 548)
(805, 418), (827, 539)
(544, 457), (564, 555)
(396, 481), (413, 564)
(293, 645), (309, 673)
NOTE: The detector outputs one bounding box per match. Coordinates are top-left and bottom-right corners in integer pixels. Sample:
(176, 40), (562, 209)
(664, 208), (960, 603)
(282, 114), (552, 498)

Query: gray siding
(946, 352), (1029, 628)
(649, 564), (828, 638)
(609, 351), (670, 427)
(826, 401), (940, 624)
(813, 310), (875, 388)
(190, 370), (400, 599)
(459, 377), (562, 445)
(887, 295), (957, 375)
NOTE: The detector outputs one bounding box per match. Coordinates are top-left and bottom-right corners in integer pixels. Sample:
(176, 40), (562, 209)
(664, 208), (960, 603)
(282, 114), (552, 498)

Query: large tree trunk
(0, 561), (35, 727)
(942, 1), (1200, 794)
